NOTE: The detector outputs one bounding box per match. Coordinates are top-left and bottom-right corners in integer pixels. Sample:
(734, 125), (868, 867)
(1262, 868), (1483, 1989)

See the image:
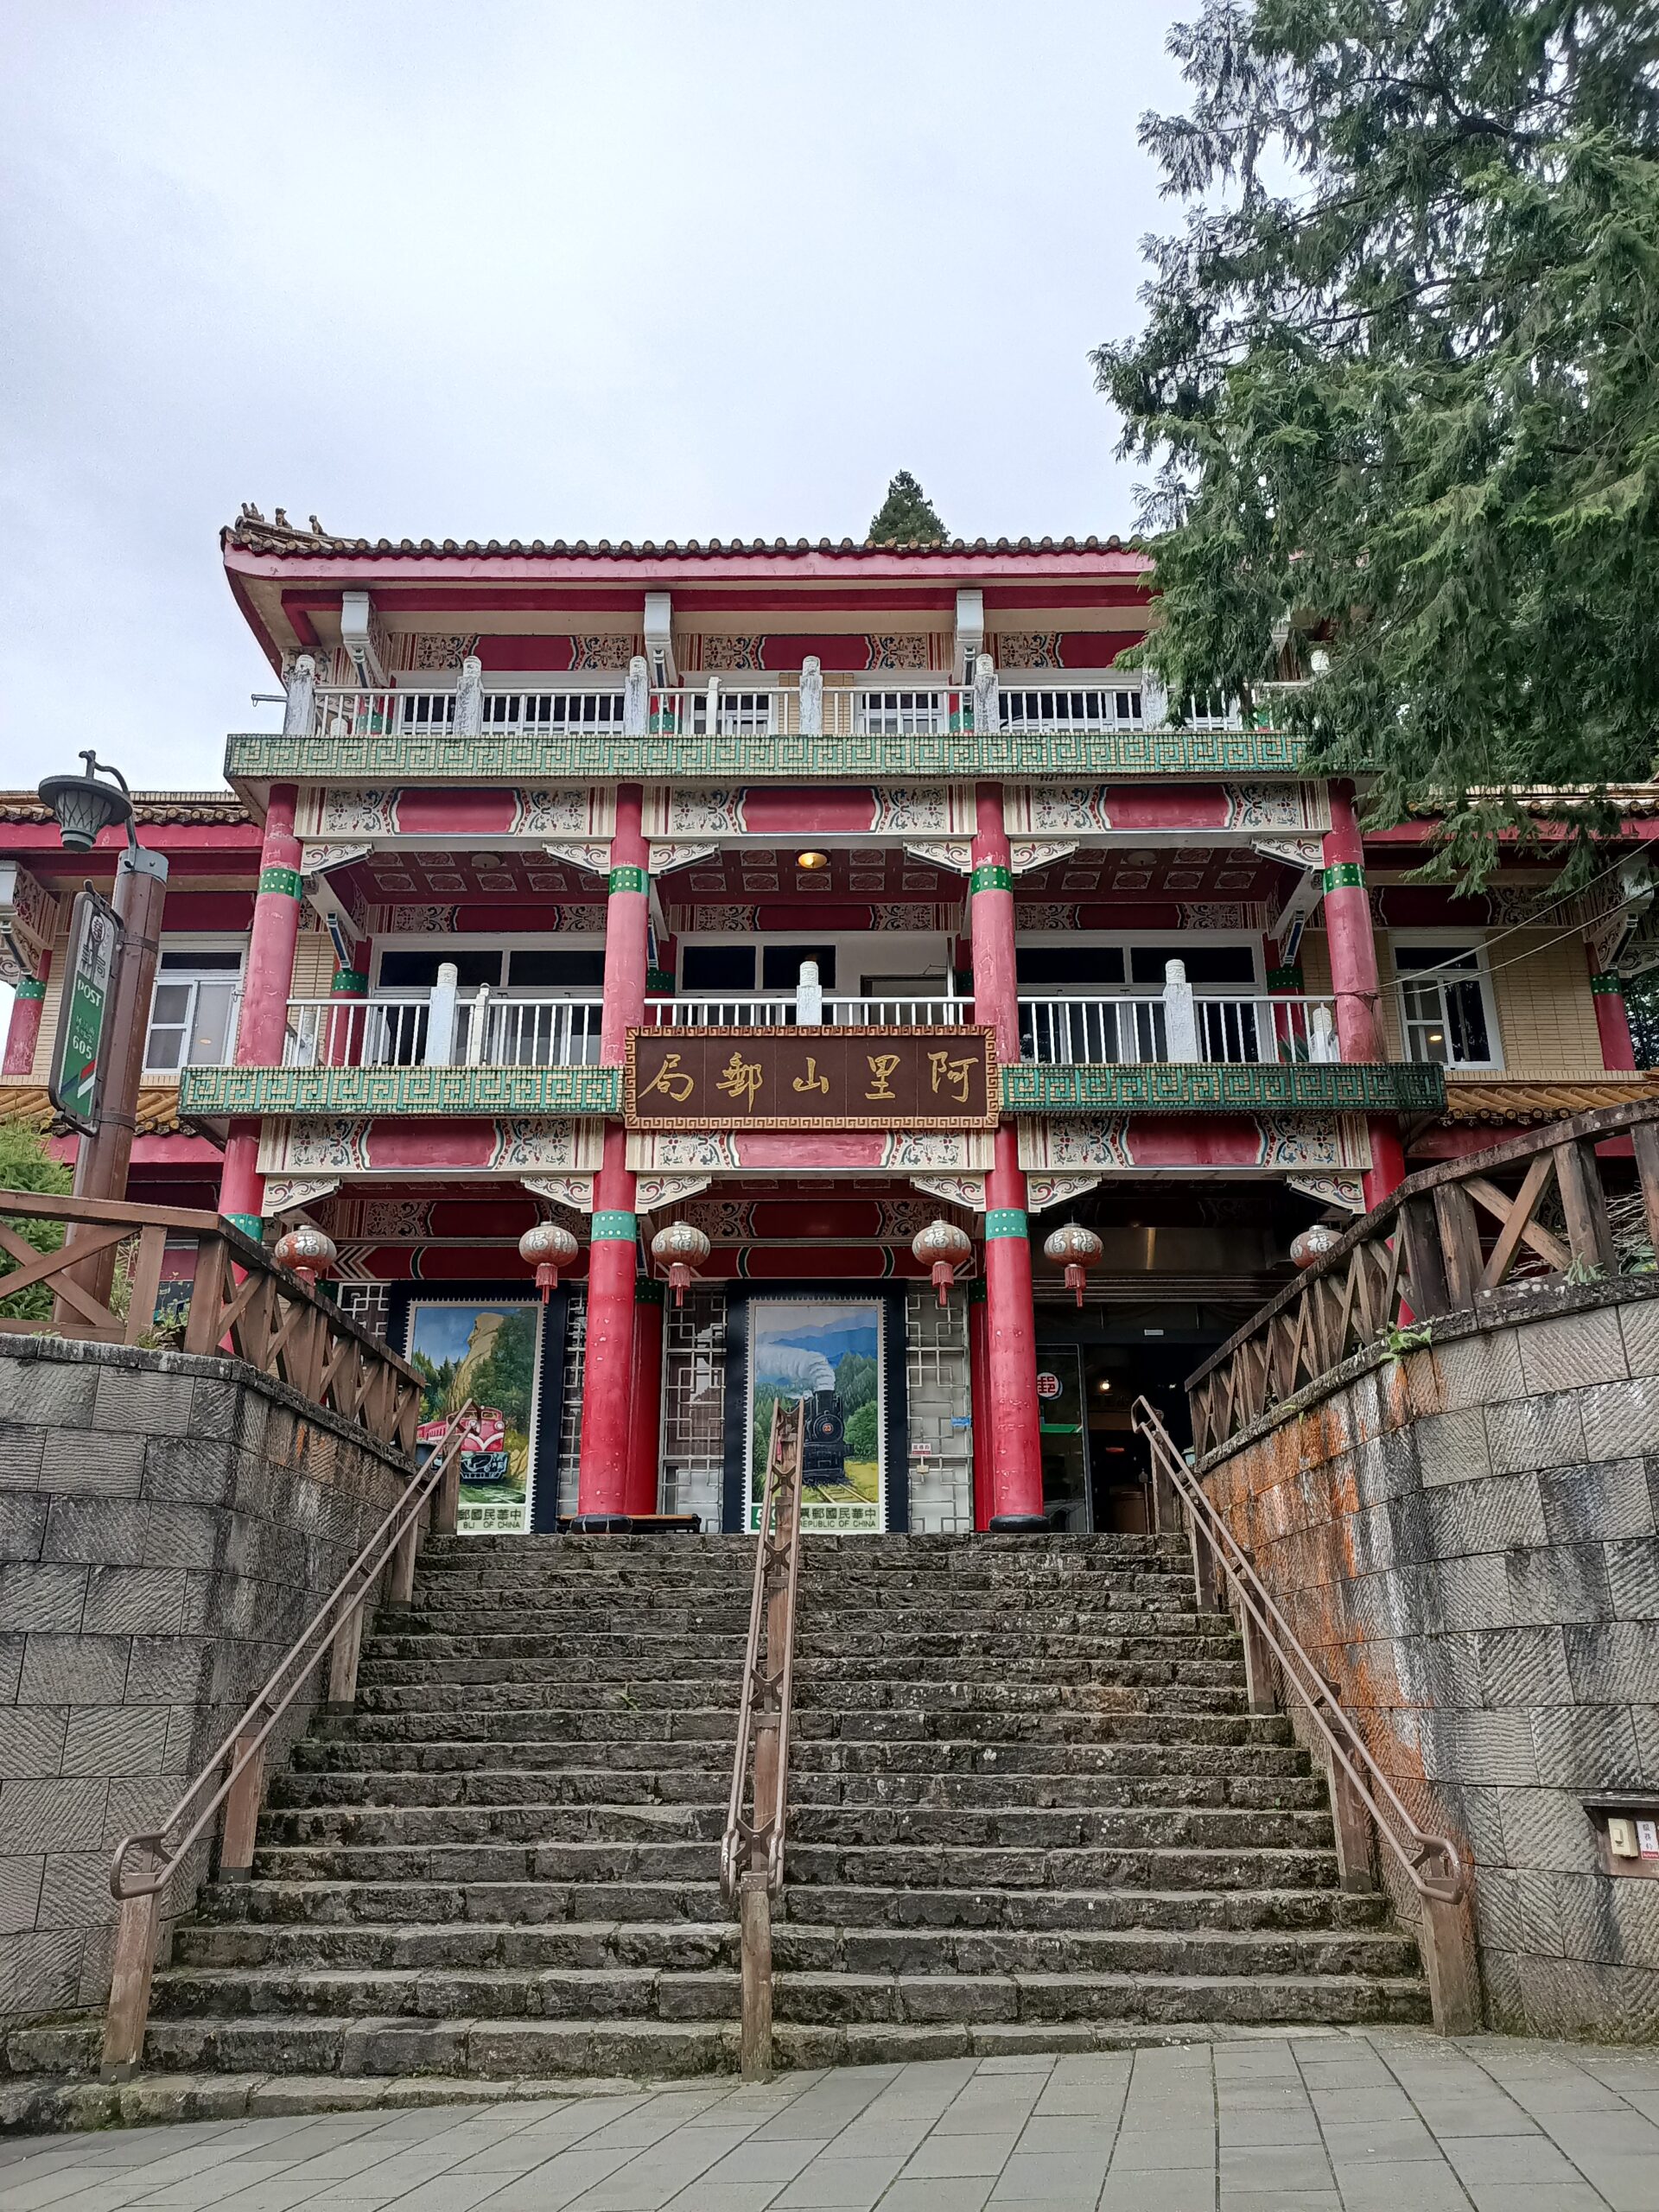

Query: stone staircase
(30, 1533), (1430, 2082)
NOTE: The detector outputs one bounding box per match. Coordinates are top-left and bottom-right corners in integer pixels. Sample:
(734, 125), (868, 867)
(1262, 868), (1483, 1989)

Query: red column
(970, 781), (1046, 1531)
(1590, 954), (1637, 1071)
(577, 785), (648, 1525)
(219, 785), (303, 1241)
(3, 958), (48, 1076)
(626, 1277), (665, 1516)
(968, 1281), (992, 1531)
(1322, 780), (1406, 1211)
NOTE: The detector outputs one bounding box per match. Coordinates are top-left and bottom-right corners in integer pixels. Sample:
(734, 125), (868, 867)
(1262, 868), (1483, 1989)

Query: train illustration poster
(405, 1299), (541, 1535)
(748, 1298), (884, 1533)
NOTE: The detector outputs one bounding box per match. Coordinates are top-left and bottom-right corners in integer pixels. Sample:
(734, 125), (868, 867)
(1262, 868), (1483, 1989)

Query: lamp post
(37, 753), (168, 1299)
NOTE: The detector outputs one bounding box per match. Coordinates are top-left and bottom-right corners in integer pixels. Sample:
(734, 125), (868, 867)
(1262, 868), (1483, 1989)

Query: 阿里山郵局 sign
(625, 1025), (999, 1130)
(48, 886), (119, 1135)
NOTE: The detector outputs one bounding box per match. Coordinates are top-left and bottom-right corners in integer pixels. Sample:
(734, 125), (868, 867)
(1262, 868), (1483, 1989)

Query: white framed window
(1000, 683), (1142, 732)
(143, 944), (245, 1072)
(855, 689), (946, 737)
(1394, 943), (1503, 1069)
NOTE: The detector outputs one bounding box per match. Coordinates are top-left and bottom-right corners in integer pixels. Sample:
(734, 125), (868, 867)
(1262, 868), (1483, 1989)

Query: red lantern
(1290, 1223), (1342, 1268)
(518, 1221), (579, 1302)
(272, 1225), (336, 1289)
(911, 1217), (973, 1307)
(1043, 1222), (1103, 1309)
(651, 1220), (711, 1306)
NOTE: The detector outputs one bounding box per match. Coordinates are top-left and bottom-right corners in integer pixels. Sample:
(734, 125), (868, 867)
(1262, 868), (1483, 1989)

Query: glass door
(1034, 1344), (1092, 1530)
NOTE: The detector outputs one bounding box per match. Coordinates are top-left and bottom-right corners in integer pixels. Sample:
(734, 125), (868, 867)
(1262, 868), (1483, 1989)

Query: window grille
(661, 1291), (727, 1526)
(856, 690), (945, 736)
(481, 690), (625, 729)
(335, 1283), (391, 1341)
(904, 1287), (973, 1534)
(554, 1294), (587, 1521)
(1000, 687), (1141, 731)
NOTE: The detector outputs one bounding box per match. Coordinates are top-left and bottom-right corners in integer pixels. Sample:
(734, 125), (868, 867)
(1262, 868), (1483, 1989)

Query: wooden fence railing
(1188, 1097), (1659, 1460)
(0, 1189), (422, 1457)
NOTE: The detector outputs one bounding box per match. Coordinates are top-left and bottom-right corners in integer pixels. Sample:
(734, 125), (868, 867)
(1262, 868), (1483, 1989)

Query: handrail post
(1420, 1890), (1482, 2035)
(326, 1591), (368, 1714)
(1328, 1754), (1376, 1892)
(219, 1714), (269, 1880)
(1239, 1600), (1279, 1713)
(387, 1510), (421, 1607)
(738, 1870), (773, 2078)
(435, 1439), (462, 1535)
(100, 1845), (162, 2082)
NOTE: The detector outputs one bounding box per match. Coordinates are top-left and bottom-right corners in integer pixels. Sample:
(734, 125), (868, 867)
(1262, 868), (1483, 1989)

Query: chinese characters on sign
(626, 1027), (999, 1130)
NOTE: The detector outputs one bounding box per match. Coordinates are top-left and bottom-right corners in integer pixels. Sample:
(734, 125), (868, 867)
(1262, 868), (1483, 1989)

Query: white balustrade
(277, 995), (606, 1070)
(645, 996), (970, 1030)
(1018, 992), (1340, 1066)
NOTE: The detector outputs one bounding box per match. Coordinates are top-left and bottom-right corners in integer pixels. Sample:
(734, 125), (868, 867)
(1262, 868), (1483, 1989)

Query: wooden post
(218, 1722), (267, 1880)
(1631, 1119), (1659, 1266)
(1328, 1755), (1376, 1893)
(183, 1233), (230, 1356)
(1189, 1516), (1220, 1611)
(1555, 1139), (1615, 1272)
(1240, 1602), (1279, 1713)
(100, 1850), (161, 2082)
(1432, 1184), (1484, 1313)
(738, 1870), (773, 2080)
(326, 1594), (366, 1714)
(435, 1446), (461, 1536)
(1419, 1889), (1482, 2035)
(387, 1515), (420, 1607)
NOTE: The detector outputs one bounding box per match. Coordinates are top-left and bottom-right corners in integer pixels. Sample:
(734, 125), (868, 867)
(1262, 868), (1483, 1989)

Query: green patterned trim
(1591, 972), (1626, 995)
(222, 1212), (264, 1242)
(608, 865), (648, 896)
(999, 1061), (1445, 1115)
(591, 1209), (637, 1241)
(257, 864), (303, 900)
(178, 1064), (623, 1119)
(1267, 965), (1305, 993)
(985, 1207), (1028, 1240)
(646, 968), (676, 994)
(635, 1274), (666, 1305)
(969, 863), (1014, 896)
(1322, 862), (1364, 893)
(330, 969), (369, 996)
(226, 728), (1311, 784)
(13, 976), (46, 1001)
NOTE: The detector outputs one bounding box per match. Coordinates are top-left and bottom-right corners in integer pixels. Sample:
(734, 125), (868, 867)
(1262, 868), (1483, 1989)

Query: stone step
(346, 1678), (1250, 1717)
(170, 1916), (1417, 1983)
(324, 1705), (1287, 1748)
(259, 1803), (725, 1847)
(785, 1841), (1343, 1892)
(362, 1623), (1243, 1662)
(269, 1768), (730, 1811)
(200, 1878), (729, 1929)
(781, 1884), (1395, 1935)
(352, 1653), (1247, 1692)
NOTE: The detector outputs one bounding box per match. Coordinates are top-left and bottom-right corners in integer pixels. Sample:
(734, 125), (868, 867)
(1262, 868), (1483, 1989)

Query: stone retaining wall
(0, 1333), (410, 2024)
(1199, 1279), (1659, 2040)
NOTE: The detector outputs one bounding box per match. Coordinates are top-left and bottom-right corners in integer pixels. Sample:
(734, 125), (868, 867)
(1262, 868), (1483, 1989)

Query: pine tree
(868, 471), (947, 545)
(1093, 0), (1659, 884)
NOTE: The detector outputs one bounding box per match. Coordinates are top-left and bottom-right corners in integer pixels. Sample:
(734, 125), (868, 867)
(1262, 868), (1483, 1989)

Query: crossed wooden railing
(0, 1190), (422, 1455)
(1187, 1097), (1659, 1459)
(720, 1395), (806, 2079)
(1132, 1397), (1478, 2032)
(99, 1408), (476, 2081)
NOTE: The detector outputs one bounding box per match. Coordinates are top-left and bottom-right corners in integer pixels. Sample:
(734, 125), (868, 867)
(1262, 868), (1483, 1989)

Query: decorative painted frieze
(911, 1173), (987, 1211)
(1288, 1171), (1367, 1213)
(256, 1115), (601, 1174)
(260, 1176), (340, 1217)
(1018, 1112), (1372, 1174)
(624, 1128), (996, 1174)
(647, 842), (721, 876)
(540, 841), (613, 875)
(181, 1065), (624, 1120)
(230, 728), (1312, 786)
(1223, 782), (1332, 831)
(1005, 785), (1114, 834)
(633, 1173), (712, 1211)
(1025, 1173), (1103, 1214)
(521, 1173), (595, 1212)
(652, 785), (976, 838)
(0, 862), (59, 984)
(296, 785), (615, 839)
(1001, 1063), (1443, 1116)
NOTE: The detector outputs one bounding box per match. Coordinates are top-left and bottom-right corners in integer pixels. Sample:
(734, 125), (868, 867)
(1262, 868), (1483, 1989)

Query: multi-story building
(3, 512), (1653, 1538)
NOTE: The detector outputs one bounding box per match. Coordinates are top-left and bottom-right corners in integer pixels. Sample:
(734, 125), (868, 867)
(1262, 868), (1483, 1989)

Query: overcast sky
(2, 1), (1191, 798)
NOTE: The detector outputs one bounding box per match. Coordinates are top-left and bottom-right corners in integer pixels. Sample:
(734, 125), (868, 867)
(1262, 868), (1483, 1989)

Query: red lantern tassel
(670, 1261), (691, 1306)
(931, 1258), (955, 1308)
(535, 1262), (557, 1304)
(1065, 1262), (1085, 1308)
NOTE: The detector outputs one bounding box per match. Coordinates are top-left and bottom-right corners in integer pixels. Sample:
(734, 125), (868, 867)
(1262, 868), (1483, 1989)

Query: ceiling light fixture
(797, 851), (830, 871)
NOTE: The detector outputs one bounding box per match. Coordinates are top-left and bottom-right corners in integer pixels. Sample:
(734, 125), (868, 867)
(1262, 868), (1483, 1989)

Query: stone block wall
(0, 1334), (410, 2024)
(1199, 1280), (1659, 2040)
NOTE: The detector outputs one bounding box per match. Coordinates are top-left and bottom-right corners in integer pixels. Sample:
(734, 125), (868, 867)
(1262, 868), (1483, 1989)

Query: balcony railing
(277, 994), (607, 1070)
(649, 995), (969, 1030)
(1020, 993), (1339, 1067)
(280, 674), (1248, 744)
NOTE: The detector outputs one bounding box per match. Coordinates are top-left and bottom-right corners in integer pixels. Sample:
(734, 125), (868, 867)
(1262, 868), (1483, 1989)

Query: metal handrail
(1131, 1395), (1464, 1905)
(99, 1406), (477, 2081)
(720, 1395), (806, 1904)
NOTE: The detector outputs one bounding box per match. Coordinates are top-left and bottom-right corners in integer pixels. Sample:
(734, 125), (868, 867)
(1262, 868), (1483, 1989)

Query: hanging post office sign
(48, 886), (120, 1135)
(626, 1024), (1000, 1131)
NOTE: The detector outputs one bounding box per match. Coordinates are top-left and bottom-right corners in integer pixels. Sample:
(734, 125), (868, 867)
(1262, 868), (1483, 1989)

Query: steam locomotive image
(798, 1389), (859, 1494)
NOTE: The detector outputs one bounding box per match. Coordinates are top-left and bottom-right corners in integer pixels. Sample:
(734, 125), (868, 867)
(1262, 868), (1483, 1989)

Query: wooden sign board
(626, 1026), (1000, 1131)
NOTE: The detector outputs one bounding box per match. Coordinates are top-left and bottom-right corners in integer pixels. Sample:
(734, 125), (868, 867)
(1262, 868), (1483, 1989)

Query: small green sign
(48, 887), (118, 1135)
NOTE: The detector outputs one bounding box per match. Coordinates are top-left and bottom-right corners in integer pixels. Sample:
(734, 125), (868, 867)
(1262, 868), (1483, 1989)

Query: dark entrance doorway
(1033, 1307), (1230, 1534)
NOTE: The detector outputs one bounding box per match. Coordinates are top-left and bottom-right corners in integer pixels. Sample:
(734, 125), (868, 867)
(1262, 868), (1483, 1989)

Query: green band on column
(635, 1274), (666, 1305)
(258, 864), (303, 900)
(591, 1209), (638, 1241)
(222, 1212), (264, 1242)
(330, 969), (369, 995)
(646, 968), (675, 994)
(984, 1207), (1028, 1241)
(608, 865), (648, 896)
(1591, 972), (1626, 995)
(14, 976), (45, 1001)
(1322, 862), (1364, 893)
(1267, 965), (1305, 992)
(969, 863), (1014, 896)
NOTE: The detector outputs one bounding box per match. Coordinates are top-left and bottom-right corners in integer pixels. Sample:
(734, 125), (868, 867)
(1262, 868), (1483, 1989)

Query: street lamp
(36, 751), (168, 1265)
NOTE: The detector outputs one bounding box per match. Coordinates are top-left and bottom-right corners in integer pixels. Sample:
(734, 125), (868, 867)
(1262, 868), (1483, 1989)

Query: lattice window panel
(553, 1293), (586, 1521)
(336, 1282), (391, 1341)
(905, 1287), (973, 1534)
(661, 1290), (727, 1526)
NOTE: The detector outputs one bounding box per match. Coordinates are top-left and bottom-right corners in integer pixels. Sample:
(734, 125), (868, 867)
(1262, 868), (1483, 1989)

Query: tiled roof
(224, 509), (1143, 562)
(0, 792), (250, 825)
(0, 1080), (187, 1136)
(1440, 1072), (1659, 1123)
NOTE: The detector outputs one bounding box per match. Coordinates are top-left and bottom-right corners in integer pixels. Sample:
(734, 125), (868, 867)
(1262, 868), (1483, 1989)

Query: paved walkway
(3, 2031), (1658, 2211)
